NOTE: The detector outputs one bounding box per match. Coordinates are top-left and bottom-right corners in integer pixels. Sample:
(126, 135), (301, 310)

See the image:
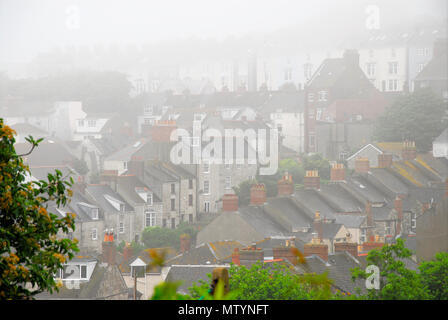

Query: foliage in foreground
(0, 119), (79, 299)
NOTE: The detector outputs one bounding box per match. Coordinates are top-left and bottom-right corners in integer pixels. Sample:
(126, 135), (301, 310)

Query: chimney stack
(222, 194), (239, 212)
(123, 243), (133, 262)
(304, 170), (320, 189)
(334, 242), (359, 258)
(362, 235), (384, 253)
(313, 211), (323, 241)
(128, 157), (145, 177)
(277, 171), (294, 196)
(377, 153), (393, 168)
(401, 141), (417, 161)
(250, 183), (267, 206)
(180, 234), (191, 254)
(355, 158), (370, 174)
(343, 49), (360, 68)
(232, 248), (241, 266)
(102, 229), (116, 265)
(304, 233), (329, 261)
(365, 201), (374, 242)
(394, 196), (403, 236)
(330, 163), (345, 181)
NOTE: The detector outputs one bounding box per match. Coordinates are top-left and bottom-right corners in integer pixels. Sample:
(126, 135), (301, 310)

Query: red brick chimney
(394, 196), (403, 236)
(330, 163), (345, 181)
(362, 235), (384, 252)
(123, 243), (133, 262)
(102, 229), (116, 265)
(355, 158), (370, 174)
(232, 248), (240, 266)
(304, 170), (320, 189)
(313, 211), (323, 241)
(334, 242), (358, 258)
(222, 194), (239, 212)
(128, 157), (144, 177)
(250, 183), (266, 206)
(150, 120), (177, 142)
(304, 234), (329, 261)
(272, 240), (299, 264)
(365, 201), (374, 242)
(180, 234), (191, 254)
(239, 245), (264, 264)
(377, 154), (393, 168)
(401, 141), (417, 161)
(277, 171), (294, 196)
(445, 178), (448, 198)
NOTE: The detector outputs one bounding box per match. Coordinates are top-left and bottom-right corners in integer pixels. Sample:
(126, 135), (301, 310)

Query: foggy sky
(0, 0), (446, 63)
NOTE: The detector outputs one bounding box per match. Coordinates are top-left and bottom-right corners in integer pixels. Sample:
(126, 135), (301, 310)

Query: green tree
(419, 252), (448, 300)
(351, 239), (429, 300)
(232, 180), (254, 206)
(189, 262), (334, 300)
(373, 88), (447, 152)
(141, 223), (198, 250)
(0, 120), (79, 299)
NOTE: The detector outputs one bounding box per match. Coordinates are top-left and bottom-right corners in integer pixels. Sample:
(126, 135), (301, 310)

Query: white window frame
(147, 193), (153, 206)
(119, 222), (124, 234)
(204, 201), (210, 213)
(225, 176), (232, 189)
(203, 162), (210, 173)
(87, 119), (96, 127)
(318, 91), (328, 101)
(203, 180), (210, 195)
(145, 210), (156, 227)
(92, 228), (98, 240)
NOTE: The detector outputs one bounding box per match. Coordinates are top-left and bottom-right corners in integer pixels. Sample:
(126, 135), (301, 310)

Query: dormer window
(147, 192), (153, 206)
(91, 208), (99, 220)
(87, 120), (96, 127)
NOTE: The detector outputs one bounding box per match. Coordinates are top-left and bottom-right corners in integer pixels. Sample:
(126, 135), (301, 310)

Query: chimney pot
(250, 183), (267, 206)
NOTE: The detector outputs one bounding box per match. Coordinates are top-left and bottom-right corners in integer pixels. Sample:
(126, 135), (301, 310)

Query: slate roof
(15, 142), (77, 167)
(334, 214), (366, 229)
(104, 139), (146, 161)
(35, 264), (128, 300)
(262, 197), (313, 232)
(369, 168), (411, 195)
(433, 128), (448, 144)
(293, 189), (337, 220)
(28, 165), (75, 181)
(85, 184), (134, 213)
(321, 223), (344, 240)
(11, 123), (48, 135)
(165, 265), (229, 295)
(344, 175), (389, 203)
(319, 183), (364, 213)
(415, 48), (447, 81)
(258, 91), (305, 115)
(301, 252), (365, 294)
(117, 175), (161, 203)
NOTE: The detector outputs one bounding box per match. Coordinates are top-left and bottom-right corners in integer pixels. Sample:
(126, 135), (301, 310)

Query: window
(388, 62), (398, 74)
(171, 218), (176, 229)
(91, 228), (98, 240)
(236, 163), (243, 169)
(80, 265), (87, 279)
(120, 203), (125, 212)
(316, 108), (322, 120)
(78, 120), (85, 127)
(87, 120), (96, 127)
(170, 199), (175, 211)
(123, 162), (127, 170)
(203, 162), (209, 173)
(203, 180), (210, 194)
(308, 93), (314, 102)
(170, 183), (175, 194)
(189, 214), (193, 223)
(411, 213), (417, 230)
(91, 208), (99, 220)
(225, 176), (231, 189)
(388, 79), (398, 91)
(119, 222), (124, 234)
(162, 219), (166, 228)
(309, 135), (315, 147)
(366, 63), (376, 76)
(189, 179), (193, 189)
(303, 63), (313, 80)
(144, 118), (152, 125)
(391, 48), (396, 58)
(204, 201), (210, 213)
(144, 106), (153, 115)
(147, 193), (153, 206)
(360, 228), (366, 243)
(145, 210), (156, 227)
(188, 194), (193, 206)
(417, 48), (424, 56)
(284, 68), (292, 81)
(418, 63), (425, 73)
(424, 47), (430, 56)
(385, 222), (392, 236)
(318, 91), (328, 101)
